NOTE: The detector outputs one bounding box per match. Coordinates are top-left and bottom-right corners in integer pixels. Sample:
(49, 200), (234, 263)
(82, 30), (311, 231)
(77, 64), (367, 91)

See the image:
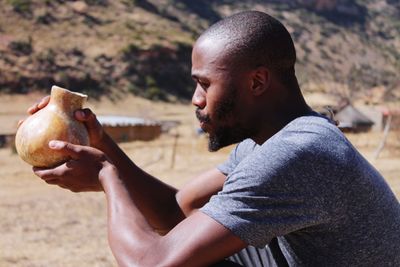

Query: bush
(121, 42), (193, 101)
(36, 12), (57, 25)
(7, 0), (31, 15)
(8, 40), (32, 55)
(84, 0), (108, 5)
(145, 86), (167, 101)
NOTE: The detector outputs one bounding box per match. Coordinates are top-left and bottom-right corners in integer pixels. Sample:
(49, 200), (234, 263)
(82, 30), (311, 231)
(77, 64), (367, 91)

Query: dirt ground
(0, 93), (399, 267)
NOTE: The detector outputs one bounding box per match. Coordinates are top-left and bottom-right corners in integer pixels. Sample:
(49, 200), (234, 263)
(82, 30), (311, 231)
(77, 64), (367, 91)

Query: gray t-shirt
(201, 114), (400, 266)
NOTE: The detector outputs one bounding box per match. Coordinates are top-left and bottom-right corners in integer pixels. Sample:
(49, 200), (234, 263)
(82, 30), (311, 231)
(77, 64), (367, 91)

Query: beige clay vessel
(15, 85), (90, 167)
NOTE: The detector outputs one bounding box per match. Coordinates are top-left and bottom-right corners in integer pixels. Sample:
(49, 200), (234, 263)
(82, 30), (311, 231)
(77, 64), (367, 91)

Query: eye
(198, 80), (209, 91)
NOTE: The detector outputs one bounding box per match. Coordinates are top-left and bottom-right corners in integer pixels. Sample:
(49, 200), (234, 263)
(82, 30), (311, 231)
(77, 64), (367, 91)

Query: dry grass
(0, 93), (398, 266)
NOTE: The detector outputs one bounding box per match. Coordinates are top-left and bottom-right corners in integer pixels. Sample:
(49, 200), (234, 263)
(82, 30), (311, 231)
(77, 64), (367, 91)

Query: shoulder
(225, 114), (354, 187)
(263, 114), (352, 161)
(217, 138), (258, 175)
(233, 138), (258, 158)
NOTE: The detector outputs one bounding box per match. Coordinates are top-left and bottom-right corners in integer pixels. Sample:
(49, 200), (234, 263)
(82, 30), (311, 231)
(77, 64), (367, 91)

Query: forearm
(96, 133), (185, 233)
(100, 166), (243, 267)
(100, 163), (159, 266)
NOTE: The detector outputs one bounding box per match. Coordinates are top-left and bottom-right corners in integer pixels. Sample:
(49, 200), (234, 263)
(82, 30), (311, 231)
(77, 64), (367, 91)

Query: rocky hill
(0, 0), (399, 103)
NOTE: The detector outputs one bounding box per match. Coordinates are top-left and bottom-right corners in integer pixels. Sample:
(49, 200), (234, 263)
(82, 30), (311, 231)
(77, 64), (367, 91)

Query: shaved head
(198, 11), (297, 86)
(191, 11), (307, 151)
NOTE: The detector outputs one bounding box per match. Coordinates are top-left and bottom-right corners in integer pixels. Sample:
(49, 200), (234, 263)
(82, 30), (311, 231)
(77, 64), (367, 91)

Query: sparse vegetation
(0, 0), (398, 103)
(84, 0), (108, 5)
(7, 0), (31, 15)
(8, 39), (32, 56)
(36, 12), (56, 25)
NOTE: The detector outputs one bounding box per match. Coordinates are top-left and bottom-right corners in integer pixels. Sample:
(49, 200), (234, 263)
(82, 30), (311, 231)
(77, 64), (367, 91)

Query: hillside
(0, 0), (399, 103)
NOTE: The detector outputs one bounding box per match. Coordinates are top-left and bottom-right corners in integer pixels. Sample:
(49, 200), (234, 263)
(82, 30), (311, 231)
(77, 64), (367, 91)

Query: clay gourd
(15, 85), (90, 167)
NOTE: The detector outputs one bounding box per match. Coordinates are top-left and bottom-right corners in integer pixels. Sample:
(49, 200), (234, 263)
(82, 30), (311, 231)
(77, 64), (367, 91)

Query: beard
(207, 123), (252, 151)
(196, 86), (255, 152)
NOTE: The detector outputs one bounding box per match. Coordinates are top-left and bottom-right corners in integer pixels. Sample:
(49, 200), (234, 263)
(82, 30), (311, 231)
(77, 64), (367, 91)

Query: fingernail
(49, 140), (64, 149)
(75, 110), (85, 118)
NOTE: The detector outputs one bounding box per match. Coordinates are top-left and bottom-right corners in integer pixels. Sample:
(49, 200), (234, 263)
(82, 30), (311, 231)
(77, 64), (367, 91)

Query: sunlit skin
(27, 32), (311, 266)
(192, 37), (256, 151)
(192, 36), (311, 148)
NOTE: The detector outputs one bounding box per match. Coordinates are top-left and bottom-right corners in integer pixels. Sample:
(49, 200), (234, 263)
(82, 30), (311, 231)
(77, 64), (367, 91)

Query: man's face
(191, 38), (256, 151)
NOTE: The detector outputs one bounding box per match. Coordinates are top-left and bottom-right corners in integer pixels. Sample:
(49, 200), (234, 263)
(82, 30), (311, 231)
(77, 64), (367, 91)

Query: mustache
(195, 108), (211, 123)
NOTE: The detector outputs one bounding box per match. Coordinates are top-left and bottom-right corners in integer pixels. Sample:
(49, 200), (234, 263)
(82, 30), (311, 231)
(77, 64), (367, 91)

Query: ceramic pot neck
(49, 86), (87, 115)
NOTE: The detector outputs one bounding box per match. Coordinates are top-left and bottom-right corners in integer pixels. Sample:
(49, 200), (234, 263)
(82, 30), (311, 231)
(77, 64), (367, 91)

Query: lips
(199, 121), (208, 131)
(196, 109), (211, 131)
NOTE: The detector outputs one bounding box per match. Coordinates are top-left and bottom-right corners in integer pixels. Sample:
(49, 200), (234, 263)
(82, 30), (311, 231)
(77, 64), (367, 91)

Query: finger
(27, 96), (50, 114)
(27, 102), (39, 115)
(44, 178), (60, 185)
(32, 163), (68, 179)
(37, 95), (50, 109)
(33, 166), (59, 180)
(74, 108), (101, 131)
(75, 109), (103, 145)
(48, 140), (84, 160)
(17, 119), (25, 129)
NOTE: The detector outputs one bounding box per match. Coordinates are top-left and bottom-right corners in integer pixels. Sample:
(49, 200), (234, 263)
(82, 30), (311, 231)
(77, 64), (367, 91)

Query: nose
(192, 86), (206, 109)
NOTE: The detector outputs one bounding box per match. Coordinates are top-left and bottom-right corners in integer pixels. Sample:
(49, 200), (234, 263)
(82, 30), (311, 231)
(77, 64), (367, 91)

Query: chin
(208, 136), (228, 152)
(207, 127), (249, 152)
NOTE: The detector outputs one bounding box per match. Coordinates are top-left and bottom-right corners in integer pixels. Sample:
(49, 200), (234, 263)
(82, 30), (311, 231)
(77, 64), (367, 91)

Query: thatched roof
(335, 105), (374, 129)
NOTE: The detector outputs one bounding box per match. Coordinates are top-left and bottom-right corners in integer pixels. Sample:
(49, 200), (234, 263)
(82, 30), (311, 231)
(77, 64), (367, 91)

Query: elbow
(176, 191), (197, 217)
(109, 236), (170, 267)
(108, 231), (155, 267)
(110, 238), (186, 267)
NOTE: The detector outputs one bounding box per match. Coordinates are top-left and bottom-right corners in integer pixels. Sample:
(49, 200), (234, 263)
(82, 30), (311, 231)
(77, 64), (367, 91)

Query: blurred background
(0, 0), (399, 266)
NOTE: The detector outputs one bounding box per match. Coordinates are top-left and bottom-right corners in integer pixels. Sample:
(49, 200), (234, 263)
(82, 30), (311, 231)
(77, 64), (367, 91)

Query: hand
(20, 95), (106, 149)
(74, 108), (105, 149)
(33, 140), (113, 192)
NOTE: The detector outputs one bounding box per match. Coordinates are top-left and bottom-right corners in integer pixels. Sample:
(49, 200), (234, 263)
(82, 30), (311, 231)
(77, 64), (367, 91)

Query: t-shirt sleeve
(217, 139), (257, 175)
(202, 130), (335, 248)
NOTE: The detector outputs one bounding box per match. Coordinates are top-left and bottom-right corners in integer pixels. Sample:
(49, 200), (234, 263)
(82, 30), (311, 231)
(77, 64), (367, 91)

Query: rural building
(0, 115), (161, 149)
(335, 104), (374, 132)
(0, 133), (15, 148)
(97, 115), (161, 143)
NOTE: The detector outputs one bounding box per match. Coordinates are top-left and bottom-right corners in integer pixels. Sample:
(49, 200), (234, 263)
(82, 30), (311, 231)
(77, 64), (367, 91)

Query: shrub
(84, 0), (108, 5)
(36, 12), (56, 25)
(7, 0), (31, 15)
(8, 40), (33, 55)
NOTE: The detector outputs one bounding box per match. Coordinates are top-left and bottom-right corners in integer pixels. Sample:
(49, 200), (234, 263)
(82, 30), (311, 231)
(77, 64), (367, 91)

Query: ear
(250, 67), (270, 96)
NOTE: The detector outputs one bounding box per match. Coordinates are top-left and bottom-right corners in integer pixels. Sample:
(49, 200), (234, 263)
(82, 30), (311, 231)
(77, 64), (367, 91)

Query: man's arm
(36, 142), (246, 266)
(69, 108), (228, 232)
(95, 132), (186, 233)
(177, 168), (226, 217)
(89, 127), (227, 233)
(100, 162), (246, 267)
(32, 104), (227, 233)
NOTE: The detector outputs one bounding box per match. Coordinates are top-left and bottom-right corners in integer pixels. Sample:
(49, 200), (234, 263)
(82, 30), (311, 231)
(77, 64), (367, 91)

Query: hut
(335, 104), (374, 132)
(97, 115), (161, 143)
(0, 133), (15, 148)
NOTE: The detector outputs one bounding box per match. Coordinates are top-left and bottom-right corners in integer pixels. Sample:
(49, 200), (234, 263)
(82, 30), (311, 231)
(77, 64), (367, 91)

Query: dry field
(0, 93), (399, 267)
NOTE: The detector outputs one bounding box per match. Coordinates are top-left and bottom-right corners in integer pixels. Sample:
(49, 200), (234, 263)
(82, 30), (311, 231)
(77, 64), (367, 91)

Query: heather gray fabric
(201, 113), (400, 266)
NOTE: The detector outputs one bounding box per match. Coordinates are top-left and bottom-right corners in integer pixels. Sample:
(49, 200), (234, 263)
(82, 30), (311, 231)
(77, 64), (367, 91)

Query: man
(31, 11), (399, 266)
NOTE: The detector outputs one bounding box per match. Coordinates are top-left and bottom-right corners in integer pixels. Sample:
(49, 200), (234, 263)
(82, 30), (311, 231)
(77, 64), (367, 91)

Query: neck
(251, 89), (311, 145)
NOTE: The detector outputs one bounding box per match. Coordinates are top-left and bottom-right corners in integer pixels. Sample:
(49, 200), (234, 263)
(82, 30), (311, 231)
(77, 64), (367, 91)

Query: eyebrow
(191, 71), (207, 80)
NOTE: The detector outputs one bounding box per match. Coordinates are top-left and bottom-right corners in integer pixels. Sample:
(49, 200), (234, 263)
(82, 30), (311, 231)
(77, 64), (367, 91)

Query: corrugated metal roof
(97, 116), (159, 127)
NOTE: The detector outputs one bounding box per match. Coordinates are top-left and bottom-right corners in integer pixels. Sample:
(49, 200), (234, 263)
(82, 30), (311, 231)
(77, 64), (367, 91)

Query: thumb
(74, 108), (103, 145)
(48, 140), (82, 159)
(75, 108), (98, 126)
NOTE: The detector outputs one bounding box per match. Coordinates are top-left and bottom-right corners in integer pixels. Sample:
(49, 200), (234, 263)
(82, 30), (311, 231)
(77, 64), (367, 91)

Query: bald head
(198, 11), (297, 86)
